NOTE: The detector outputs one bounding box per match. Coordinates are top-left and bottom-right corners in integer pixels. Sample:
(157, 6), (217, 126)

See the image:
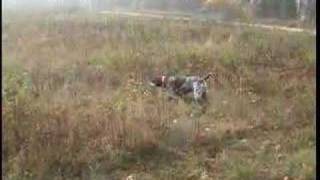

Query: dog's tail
(201, 72), (215, 82)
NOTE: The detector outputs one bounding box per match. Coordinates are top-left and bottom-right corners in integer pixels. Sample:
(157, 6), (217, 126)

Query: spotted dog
(149, 72), (215, 106)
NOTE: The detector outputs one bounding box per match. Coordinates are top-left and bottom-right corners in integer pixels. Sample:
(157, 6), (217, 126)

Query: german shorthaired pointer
(149, 72), (215, 106)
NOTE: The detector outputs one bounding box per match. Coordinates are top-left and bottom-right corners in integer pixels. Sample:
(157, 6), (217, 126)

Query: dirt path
(100, 10), (316, 36)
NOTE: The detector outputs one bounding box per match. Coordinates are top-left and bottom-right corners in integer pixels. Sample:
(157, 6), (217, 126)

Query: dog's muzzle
(149, 82), (156, 87)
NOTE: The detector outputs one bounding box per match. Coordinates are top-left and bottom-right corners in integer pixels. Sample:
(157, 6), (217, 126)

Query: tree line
(3, 0), (316, 23)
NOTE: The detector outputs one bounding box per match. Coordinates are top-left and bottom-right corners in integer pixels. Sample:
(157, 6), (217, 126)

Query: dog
(149, 72), (215, 106)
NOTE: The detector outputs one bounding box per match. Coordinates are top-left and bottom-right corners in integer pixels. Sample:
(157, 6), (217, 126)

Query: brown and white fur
(149, 72), (215, 106)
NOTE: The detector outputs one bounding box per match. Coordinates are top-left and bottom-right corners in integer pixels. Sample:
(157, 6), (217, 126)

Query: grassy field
(2, 12), (316, 180)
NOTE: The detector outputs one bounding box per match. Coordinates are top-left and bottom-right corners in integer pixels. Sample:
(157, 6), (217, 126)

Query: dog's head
(207, 72), (223, 88)
(201, 72), (216, 82)
(149, 75), (166, 87)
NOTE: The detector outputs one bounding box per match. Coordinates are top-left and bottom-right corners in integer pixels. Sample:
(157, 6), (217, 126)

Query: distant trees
(2, 0), (316, 24)
(252, 0), (315, 23)
(110, 0), (202, 11)
(255, 0), (297, 19)
(296, 0), (316, 22)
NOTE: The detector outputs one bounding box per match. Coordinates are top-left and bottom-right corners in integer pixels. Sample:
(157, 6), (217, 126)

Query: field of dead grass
(2, 12), (316, 180)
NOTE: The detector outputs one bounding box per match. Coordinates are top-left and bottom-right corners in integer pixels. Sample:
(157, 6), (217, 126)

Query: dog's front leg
(192, 98), (200, 108)
(192, 82), (204, 109)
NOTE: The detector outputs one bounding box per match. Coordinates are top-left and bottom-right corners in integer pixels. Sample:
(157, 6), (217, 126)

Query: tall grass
(2, 13), (315, 179)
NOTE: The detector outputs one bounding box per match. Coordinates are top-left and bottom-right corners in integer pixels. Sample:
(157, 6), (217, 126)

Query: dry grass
(2, 12), (315, 180)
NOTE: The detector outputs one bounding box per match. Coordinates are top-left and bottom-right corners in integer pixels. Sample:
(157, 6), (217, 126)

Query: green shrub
(284, 148), (315, 179)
